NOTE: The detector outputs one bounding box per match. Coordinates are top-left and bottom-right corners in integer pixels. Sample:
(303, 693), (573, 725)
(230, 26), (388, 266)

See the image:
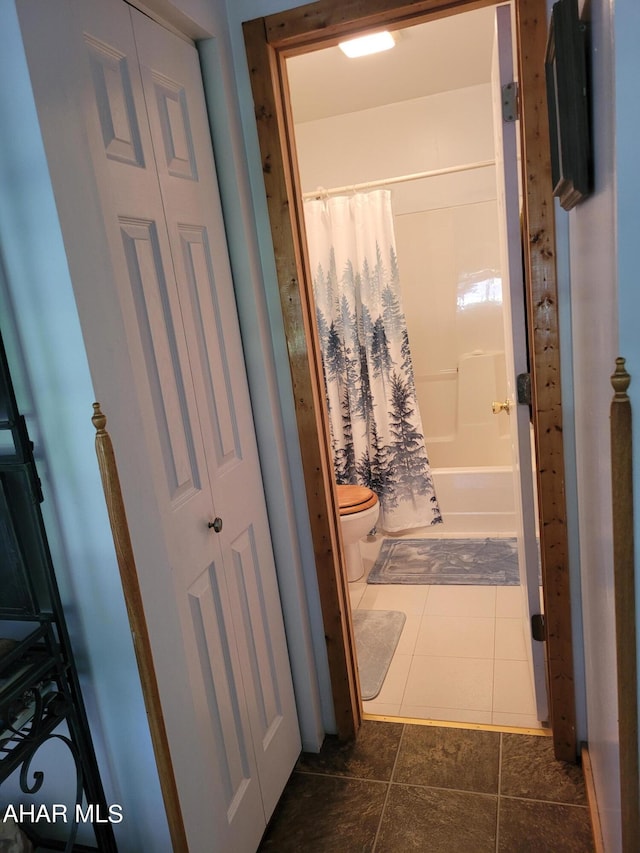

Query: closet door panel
(76, 3), (266, 847)
(133, 9), (301, 820)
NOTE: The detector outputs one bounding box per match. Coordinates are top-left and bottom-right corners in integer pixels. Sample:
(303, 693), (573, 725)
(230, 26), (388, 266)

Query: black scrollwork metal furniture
(0, 331), (117, 853)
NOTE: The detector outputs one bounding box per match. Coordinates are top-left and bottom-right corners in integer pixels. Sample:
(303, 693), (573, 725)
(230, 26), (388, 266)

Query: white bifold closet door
(17, 0), (300, 850)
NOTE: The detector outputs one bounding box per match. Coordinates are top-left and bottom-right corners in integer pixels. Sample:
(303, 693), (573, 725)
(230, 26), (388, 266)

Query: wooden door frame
(244, 0), (577, 761)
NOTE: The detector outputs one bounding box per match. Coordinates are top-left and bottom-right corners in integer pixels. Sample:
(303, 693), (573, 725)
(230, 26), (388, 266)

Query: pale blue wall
(614, 2), (640, 846)
(614, 2), (640, 639)
(565, 0), (631, 848)
(0, 4), (171, 849)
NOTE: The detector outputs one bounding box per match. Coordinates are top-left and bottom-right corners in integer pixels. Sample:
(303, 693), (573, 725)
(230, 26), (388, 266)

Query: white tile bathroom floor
(349, 536), (545, 729)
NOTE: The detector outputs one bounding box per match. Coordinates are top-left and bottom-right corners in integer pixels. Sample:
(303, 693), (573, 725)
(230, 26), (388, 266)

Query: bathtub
(405, 466), (517, 537)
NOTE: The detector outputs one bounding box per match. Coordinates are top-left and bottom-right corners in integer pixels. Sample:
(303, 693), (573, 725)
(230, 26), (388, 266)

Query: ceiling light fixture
(338, 31), (396, 58)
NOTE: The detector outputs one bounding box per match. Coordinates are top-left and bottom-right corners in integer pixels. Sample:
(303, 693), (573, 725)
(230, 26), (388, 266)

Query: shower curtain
(304, 189), (441, 532)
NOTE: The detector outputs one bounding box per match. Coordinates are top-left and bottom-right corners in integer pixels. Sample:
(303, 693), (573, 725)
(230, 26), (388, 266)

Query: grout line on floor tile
(386, 780), (499, 799)
(490, 610), (498, 725)
(371, 723), (407, 851)
(294, 767), (390, 784)
(499, 794), (591, 808)
(421, 583), (431, 615)
(397, 662), (411, 712)
(495, 732), (503, 853)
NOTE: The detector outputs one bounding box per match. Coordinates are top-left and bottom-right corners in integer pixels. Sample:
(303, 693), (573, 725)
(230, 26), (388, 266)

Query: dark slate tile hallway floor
(258, 720), (595, 853)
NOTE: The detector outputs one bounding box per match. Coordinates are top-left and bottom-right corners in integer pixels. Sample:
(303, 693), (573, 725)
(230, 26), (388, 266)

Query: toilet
(336, 484), (380, 582)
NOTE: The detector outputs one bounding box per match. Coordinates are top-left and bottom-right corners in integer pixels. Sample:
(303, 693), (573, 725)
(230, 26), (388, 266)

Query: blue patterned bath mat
(367, 537), (519, 585)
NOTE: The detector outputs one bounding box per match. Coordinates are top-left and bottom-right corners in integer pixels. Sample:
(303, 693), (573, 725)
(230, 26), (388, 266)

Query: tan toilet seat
(336, 484), (378, 516)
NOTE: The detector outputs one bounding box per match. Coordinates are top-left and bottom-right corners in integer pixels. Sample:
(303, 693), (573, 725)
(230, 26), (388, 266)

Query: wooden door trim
(244, 0), (576, 759)
(244, 15), (362, 740)
(515, 0), (576, 760)
(92, 405), (188, 851)
(610, 359), (640, 851)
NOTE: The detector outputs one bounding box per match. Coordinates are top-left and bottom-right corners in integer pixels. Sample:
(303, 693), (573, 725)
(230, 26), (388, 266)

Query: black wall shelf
(0, 330), (117, 853)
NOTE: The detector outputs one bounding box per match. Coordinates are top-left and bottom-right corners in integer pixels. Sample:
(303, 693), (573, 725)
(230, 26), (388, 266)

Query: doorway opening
(285, 3), (544, 730)
(244, 0), (576, 761)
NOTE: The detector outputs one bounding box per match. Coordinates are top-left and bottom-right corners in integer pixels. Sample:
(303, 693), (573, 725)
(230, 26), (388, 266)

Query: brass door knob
(492, 400), (512, 415)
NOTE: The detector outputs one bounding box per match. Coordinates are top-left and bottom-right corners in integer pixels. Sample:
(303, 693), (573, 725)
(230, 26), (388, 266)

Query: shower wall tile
(396, 197), (507, 468)
(399, 209), (457, 377)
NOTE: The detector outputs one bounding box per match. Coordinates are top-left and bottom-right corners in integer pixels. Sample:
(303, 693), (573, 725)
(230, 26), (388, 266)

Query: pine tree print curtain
(304, 190), (441, 532)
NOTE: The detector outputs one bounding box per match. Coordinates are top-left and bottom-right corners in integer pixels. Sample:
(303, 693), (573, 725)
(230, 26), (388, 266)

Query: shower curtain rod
(302, 158), (496, 200)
